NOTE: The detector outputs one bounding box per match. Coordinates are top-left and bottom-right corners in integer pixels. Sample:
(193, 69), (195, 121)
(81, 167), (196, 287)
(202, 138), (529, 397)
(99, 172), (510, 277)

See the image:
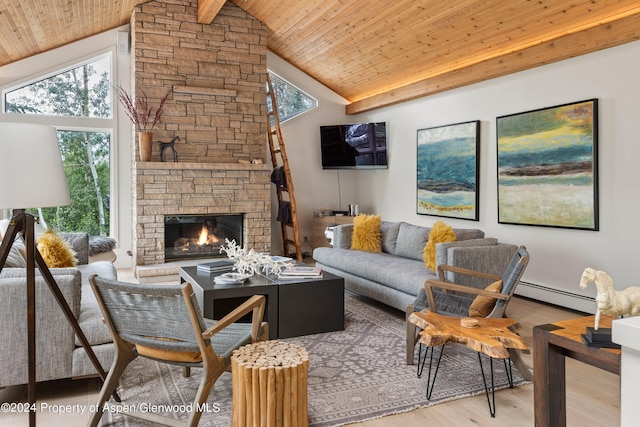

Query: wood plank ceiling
(1, 0), (640, 114)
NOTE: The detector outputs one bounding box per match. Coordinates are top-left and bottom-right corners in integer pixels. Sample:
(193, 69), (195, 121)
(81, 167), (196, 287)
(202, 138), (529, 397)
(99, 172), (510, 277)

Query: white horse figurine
(579, 267), (640, 330)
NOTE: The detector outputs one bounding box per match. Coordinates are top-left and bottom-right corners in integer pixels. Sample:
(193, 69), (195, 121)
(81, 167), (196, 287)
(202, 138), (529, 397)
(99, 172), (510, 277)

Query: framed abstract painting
(417, 120), (480, 220)
(496, 99), (599, 230)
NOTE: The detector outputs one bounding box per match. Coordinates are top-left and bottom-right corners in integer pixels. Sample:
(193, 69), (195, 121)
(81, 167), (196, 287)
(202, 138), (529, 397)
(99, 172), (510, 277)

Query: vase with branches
(115, 86), (170, 161)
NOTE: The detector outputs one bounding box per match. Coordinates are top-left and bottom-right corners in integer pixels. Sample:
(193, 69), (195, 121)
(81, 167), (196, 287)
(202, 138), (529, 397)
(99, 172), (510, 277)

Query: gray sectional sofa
(313, 221), (518, 312)
(0, 233), (116, 388)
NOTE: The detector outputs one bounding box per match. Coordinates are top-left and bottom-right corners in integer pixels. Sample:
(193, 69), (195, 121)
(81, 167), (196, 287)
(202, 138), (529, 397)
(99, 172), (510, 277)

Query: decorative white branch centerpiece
(220, 239), (293, 276)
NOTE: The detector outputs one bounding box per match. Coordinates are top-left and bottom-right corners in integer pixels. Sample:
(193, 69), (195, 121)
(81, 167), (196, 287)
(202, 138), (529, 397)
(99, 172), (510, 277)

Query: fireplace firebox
(164, 214), (243, 261)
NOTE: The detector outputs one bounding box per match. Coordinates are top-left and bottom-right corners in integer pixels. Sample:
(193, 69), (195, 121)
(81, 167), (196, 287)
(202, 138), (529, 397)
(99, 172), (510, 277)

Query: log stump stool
(231, 341), (309, 427)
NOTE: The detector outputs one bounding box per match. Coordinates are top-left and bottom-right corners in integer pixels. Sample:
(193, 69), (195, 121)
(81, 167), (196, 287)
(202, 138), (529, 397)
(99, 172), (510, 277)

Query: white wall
(0, 27), (133, 268)
(270, 41), (640, 312)
(266, 53), (353, 256)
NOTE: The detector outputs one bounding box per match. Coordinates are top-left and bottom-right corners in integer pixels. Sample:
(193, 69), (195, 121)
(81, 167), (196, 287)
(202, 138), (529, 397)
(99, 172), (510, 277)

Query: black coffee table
(179, 266), (345, 339)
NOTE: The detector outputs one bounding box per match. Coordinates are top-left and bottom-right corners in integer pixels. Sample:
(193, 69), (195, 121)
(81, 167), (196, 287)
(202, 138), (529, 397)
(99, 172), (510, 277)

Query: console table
(533, 314), (621, 427)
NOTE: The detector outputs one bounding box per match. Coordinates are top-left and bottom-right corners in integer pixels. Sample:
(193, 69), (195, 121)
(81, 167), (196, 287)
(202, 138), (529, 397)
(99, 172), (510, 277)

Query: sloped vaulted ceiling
(1, 0), (640, 113)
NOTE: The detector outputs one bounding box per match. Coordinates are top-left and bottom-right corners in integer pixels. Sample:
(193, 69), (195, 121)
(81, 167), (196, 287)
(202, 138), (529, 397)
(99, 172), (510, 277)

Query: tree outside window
(3, 56), (111, 235)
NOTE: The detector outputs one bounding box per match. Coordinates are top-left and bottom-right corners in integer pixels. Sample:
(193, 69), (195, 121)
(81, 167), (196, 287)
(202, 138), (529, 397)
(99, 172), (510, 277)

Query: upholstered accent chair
(86, 275), (269, 427)
(406, 246), (532, 381)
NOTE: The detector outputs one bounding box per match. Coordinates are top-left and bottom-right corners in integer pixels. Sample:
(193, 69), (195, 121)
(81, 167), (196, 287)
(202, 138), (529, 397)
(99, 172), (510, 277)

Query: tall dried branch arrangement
(115, 86), (170, 133)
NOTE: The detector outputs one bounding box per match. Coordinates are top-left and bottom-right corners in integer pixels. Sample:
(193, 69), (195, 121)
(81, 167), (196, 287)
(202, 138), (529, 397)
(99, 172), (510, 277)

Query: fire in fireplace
(164, 214), (243, 261)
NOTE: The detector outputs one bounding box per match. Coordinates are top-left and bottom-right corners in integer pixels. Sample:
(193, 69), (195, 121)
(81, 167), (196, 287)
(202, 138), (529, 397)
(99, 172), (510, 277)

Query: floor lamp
(0, 123), (116, 426)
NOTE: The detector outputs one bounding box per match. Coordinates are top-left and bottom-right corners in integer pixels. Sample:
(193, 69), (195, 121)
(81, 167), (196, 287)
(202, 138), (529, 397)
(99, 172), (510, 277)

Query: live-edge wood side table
(533, 314), (621, 427)
(409, 310), (529, 417)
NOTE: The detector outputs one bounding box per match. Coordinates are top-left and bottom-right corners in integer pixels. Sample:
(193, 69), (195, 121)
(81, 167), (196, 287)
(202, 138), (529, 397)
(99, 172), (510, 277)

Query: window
(268, 71), (317, 125)
(5, 56), (111, 118)
(3, 55), (113, 235)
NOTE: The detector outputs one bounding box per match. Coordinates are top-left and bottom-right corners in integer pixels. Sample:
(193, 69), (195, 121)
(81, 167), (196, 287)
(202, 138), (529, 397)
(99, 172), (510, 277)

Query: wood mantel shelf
(135, 161), (269, 171)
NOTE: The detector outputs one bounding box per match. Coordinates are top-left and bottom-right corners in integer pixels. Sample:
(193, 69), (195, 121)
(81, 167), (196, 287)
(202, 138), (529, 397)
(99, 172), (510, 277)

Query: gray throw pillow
(380, 221), (401, 254)
(59, 233), (89, 265)
(394, 222), (431, 261)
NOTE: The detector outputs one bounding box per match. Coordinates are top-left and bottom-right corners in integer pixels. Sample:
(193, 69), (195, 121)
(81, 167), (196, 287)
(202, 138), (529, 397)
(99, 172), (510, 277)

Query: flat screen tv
(320, 122), (388, 169)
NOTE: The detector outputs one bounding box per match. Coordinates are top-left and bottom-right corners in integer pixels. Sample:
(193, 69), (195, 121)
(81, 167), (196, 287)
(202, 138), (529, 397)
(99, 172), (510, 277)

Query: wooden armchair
(406, 246), (532, 380)
(86, 275), (268, 427)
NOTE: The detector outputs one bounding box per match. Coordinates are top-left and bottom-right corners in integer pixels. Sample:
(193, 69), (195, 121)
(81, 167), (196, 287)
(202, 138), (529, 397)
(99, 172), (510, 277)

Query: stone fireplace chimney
(130, 0), (270, 269)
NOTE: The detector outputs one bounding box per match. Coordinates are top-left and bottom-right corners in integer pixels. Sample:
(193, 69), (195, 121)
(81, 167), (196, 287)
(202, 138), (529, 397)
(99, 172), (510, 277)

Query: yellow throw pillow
(37, 229), (78, 268)
(468, 280), (503, 318)
(423, 221), (456, 271)
(351, 214), (382, 252)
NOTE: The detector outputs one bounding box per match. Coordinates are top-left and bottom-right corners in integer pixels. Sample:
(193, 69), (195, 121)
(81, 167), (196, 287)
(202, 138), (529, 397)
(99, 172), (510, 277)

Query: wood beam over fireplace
(197, 0), (226, 24)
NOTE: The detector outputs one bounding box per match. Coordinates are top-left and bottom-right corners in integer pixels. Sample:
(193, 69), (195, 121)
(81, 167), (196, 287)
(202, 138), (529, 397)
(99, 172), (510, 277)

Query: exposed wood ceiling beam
(197, 0), (226, 24)
(347, 10), (640, 114)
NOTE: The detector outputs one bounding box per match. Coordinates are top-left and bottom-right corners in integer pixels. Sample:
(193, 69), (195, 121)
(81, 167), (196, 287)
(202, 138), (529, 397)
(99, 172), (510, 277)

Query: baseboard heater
(516, 281), (596, 314)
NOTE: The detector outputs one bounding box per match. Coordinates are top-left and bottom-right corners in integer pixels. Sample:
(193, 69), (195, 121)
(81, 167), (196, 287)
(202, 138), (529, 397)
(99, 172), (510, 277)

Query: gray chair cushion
(411, 287), (474, 317)
(435, 238), (498, 270)
(452, 228), (484, 241)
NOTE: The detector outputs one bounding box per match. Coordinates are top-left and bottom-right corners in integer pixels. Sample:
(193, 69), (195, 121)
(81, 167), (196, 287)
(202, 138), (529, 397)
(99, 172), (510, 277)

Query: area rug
(102, 292), (530, 426)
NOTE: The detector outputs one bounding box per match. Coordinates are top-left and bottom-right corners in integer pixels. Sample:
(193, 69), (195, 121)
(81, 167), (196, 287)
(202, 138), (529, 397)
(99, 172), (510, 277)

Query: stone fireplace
(131, 1), (270, 269)
(133, 161), (270, 267)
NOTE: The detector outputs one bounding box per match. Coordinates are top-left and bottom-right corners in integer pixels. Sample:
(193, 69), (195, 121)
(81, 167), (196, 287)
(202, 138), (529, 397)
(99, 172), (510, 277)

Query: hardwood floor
(0, 274), (620, 426)
(358, 296), (621, 427)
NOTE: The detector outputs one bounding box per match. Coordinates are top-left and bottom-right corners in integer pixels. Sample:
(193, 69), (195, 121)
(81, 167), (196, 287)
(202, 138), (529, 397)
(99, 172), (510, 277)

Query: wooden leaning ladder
(266, 74), (303, 261)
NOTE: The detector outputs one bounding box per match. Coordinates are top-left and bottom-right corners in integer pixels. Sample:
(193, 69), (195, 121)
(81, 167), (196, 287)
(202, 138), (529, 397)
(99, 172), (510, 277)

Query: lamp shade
(0, 122), (71, 209)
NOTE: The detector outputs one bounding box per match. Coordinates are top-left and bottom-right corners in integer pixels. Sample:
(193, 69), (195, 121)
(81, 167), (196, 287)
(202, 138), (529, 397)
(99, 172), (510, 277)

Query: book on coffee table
(277, 273), (324, 280)
(278, 266), (322, 279)
(197, 259), (235, 273)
